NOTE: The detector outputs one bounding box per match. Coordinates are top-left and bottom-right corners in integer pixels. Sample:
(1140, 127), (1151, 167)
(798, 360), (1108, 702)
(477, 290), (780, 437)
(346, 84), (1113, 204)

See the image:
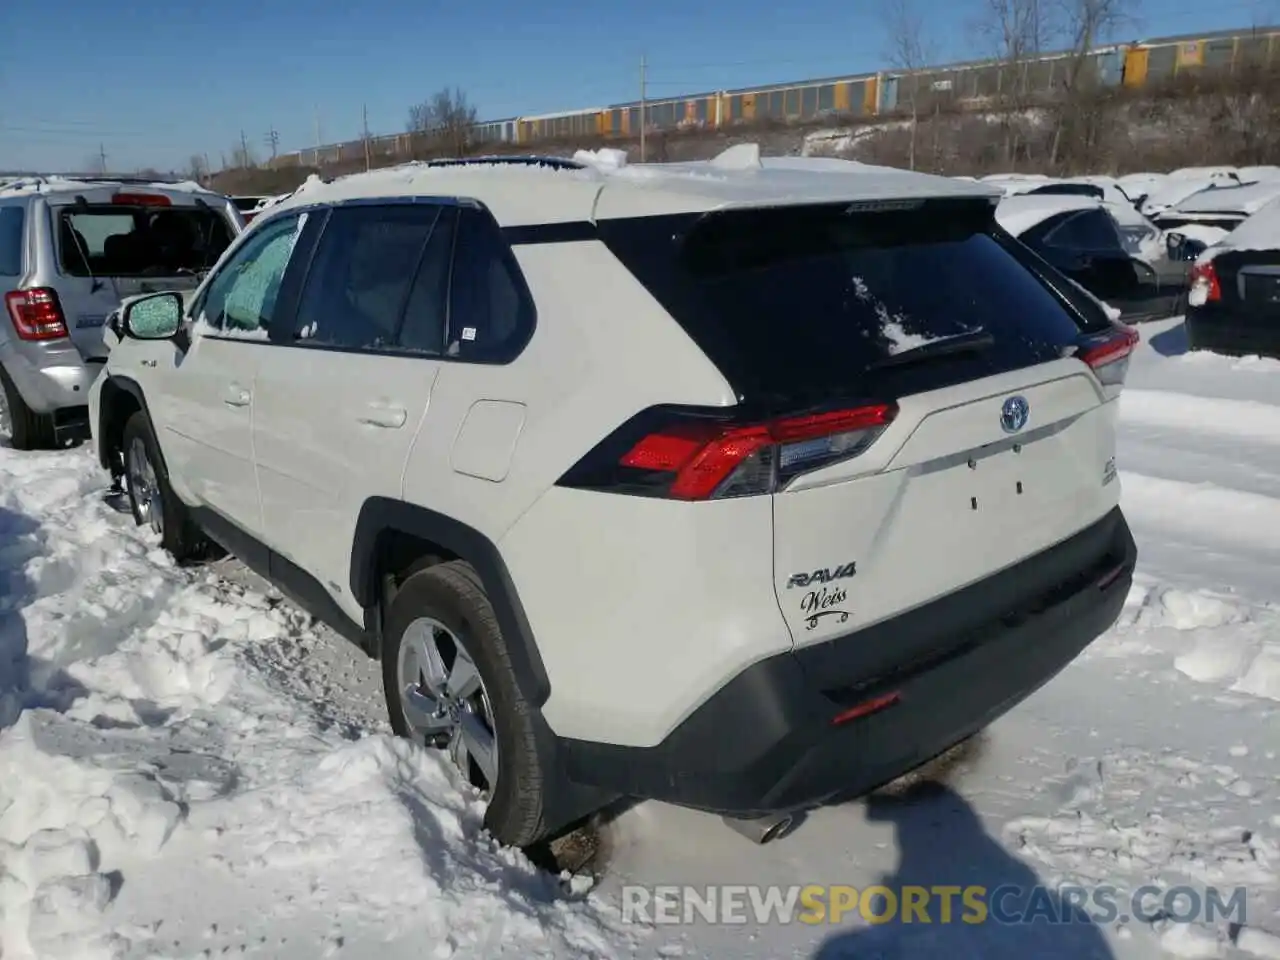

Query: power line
(362, 104), (371, 172)
(639, 54), (647, 162)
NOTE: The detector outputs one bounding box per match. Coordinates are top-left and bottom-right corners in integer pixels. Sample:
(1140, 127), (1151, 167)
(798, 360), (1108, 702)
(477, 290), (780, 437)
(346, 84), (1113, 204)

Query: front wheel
(120, 411), (206, 562)
(382, 561), (550, 848)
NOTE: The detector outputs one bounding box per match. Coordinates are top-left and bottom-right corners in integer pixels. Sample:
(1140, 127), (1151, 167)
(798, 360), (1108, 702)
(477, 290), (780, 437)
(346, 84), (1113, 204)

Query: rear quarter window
(597, 198), (1112, 406)
(0, 206), (24, 275)
(1034, 209), (1125, 253)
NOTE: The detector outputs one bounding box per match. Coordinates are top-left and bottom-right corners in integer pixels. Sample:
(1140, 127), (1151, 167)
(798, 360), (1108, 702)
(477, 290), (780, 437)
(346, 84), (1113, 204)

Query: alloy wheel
(397, 616), (500, 794)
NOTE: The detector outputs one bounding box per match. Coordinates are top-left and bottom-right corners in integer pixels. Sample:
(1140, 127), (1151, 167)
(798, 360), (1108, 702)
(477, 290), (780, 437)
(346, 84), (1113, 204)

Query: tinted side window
(0, 207), (23, 275)
(195, 213), (304, 334)
(1042, 209), (1123, 252)
(292, 204), (446, 351)
(446, 208), (535, 362)
(398, 207), (457, 354)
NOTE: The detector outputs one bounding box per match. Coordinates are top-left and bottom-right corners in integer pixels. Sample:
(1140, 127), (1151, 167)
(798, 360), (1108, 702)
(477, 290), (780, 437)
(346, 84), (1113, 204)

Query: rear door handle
(224, 385), (251, 407)
(357, 403), (407, 429)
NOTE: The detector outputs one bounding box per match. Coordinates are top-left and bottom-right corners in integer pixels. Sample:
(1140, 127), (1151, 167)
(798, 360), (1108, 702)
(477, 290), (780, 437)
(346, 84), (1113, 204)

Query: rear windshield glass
(57, 206), (235, 278)
(232, 197), (262, 211)
(598, 199), (1111, 405)
(1026, 183), (1105, 199)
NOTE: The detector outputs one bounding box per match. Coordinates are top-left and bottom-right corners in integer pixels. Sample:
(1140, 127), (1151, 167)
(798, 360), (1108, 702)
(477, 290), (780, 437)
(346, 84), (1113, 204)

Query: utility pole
(362, 104), (372, 172)
(97, 143), (107, 175)
(639, 54), (647, 163)
(239, 129), (251, 168)
(314, 108), (322, 166)
(265, 126), (279, 163)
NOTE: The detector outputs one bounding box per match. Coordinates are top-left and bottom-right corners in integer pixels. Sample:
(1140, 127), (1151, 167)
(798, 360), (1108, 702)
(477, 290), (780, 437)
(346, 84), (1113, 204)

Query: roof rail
(54, 174), (187, 185)
(420, 155), (585, 171)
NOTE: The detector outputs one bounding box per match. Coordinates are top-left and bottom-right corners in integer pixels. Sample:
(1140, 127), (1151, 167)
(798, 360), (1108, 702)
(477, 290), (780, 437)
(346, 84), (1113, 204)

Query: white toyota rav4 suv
(90, 149), (1139, 849)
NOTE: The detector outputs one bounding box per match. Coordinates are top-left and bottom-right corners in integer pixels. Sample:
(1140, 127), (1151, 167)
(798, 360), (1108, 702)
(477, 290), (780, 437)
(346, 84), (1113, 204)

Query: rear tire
(382, 560), (549, 848)
(0, 367), (54, 451)
(120, 411), (207, 562)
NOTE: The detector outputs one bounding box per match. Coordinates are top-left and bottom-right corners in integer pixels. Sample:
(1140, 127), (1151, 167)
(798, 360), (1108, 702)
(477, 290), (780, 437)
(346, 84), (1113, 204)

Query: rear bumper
(0, 338), (101, 424)
(559, 507), (1136, 816)
(1185, 305), (1280, 359)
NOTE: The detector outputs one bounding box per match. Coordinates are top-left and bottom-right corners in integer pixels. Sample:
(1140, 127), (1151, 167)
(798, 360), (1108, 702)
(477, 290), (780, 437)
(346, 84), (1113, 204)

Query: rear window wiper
(868, 328), (994, 370)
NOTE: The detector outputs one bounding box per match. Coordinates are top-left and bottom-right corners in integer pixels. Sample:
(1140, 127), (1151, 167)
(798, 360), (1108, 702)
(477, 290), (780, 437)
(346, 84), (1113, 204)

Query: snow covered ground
(2, 315), (1280, 959)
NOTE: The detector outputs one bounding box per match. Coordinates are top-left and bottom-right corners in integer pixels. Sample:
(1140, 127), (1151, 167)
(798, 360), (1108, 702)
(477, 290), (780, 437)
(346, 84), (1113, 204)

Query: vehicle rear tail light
(242, 212), (258, 223)
(5, 288), (69, 341)
(1078, 323), (1139, 388)
(561, 403), (898, 500)
(1187, 260), (1221, 307)
(112, 192), (170, 206)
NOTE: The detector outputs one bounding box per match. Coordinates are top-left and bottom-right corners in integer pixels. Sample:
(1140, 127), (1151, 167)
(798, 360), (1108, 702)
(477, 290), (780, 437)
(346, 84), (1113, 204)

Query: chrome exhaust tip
(722, 813), (794, 845)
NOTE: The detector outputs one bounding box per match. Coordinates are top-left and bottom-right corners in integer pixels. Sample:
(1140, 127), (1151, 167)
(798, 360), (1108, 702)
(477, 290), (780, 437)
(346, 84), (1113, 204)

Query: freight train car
(269, 26), (1280, 167)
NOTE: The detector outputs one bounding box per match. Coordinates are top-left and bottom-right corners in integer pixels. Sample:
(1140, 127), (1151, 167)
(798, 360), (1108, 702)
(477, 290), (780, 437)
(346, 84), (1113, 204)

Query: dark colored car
(1008, 201), (1183, 323)
(1185, 248), (1280, 357)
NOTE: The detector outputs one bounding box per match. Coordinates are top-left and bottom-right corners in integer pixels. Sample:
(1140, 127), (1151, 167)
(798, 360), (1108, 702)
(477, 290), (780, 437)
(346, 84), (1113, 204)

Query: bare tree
(884, 0), (934, 170)
(406, 86), (478, 159)
(973, 0), (1052, 167)
(187, 154), (208, 182)
(1048, 0), (1135, 169)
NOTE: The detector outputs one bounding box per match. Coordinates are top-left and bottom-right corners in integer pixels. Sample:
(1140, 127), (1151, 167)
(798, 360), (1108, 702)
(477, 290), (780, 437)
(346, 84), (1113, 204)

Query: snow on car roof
(1169, 180), (1280, 217)
(1141, 177), (1225, 214)
(0, 175), (225, 202)
(268, 145), (1000, 227)
(1198, 196), (1280, 262)
(993, 193), (1100, 237)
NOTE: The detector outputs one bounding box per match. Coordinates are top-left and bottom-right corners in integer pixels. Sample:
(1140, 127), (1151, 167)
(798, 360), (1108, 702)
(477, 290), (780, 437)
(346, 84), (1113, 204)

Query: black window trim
(276, 201), (451, 358)
(247, 196), (539, 366)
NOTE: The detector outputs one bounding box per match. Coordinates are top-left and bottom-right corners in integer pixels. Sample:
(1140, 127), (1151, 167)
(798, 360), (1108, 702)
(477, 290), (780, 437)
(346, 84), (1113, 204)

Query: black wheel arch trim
(350, 497), (552, 706)
(97, 375), (155, 473)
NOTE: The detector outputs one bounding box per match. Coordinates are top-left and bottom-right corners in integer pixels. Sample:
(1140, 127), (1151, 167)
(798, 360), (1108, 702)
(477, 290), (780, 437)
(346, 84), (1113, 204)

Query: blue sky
(1, 0), (1275, 173)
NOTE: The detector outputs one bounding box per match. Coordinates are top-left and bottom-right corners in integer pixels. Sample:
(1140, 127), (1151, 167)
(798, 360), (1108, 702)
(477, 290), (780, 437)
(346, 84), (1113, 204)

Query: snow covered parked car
(995, 194), (1182, 323)
(89, 147), (1139, 849)
(1153, 180), (1280, 263)
(1185, 196), (1280, 358)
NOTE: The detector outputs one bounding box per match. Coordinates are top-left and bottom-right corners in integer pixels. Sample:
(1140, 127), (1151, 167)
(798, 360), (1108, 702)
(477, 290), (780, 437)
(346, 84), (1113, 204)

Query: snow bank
(0, 448), (636, 960)
(572, 148), (627, 169)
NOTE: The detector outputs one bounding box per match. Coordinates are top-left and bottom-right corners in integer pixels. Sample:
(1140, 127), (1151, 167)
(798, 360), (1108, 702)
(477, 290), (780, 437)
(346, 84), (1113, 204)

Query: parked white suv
(89, 150), (1139, 849)
(0, 176), (242, 449)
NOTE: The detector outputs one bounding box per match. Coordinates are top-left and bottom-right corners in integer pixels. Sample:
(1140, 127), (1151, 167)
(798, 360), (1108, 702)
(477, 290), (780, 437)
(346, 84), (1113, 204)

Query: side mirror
(1164, 232), (1201, 262)
(123, 292), (183, 340)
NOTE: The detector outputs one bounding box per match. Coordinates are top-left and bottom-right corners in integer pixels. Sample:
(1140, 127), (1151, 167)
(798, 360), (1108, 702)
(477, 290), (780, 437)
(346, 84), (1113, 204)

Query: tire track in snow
(1121, 472), (1280, 554)
(1120, 389), (1280, 446)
